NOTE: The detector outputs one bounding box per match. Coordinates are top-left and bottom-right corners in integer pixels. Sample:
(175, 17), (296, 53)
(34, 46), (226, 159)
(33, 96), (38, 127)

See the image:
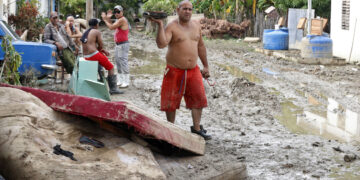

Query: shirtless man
(150, 0), (211, 140)
(81, 19), (123, 95)
(65, 16), (83, 49)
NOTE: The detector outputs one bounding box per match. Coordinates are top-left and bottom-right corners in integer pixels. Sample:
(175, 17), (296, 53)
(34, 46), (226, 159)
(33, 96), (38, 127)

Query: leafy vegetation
(0, 36), (22, 85)
(193, 0), (331, 21)
(60, 0), (86, 18)
(55, 0), (330, 24)
(143, 0), (179, 15)
(97, 0), (143, 22)
(8, 0), (48, 41)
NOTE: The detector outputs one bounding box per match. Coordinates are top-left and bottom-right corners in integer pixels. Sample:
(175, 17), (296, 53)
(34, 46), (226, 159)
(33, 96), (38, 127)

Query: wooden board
(0, 83), (206, 155)
(322, 18), (328, 29)
(278, 17), (285, 26)
(311, 19), (323, 35)
(297, 17), (307, 29)
(209, 163), (247, 180)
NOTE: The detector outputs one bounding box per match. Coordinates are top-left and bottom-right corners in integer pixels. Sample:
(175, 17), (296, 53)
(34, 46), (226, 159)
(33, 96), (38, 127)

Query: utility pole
(86, 0), (93, 21)
(307, 0), (312, 34)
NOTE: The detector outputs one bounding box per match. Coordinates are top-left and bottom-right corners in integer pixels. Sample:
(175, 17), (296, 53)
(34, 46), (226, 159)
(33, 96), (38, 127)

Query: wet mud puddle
(132, 46), (360, 145)
(220, 62), (360, 144)
(218, 62), (360, 144)
(129, 47), (166, 75)
(276, 90), (360, 144)
(216, 63), (262, 83)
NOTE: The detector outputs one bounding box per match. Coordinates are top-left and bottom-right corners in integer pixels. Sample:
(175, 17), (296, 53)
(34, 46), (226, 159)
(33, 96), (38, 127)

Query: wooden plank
(311, 19), (323, 35)
(209, 163), (247, 180)
(297, 17), (307, 29)
(0, 83), (206, 155)
(322, 18), (328, 29)
(277, 17), (285, 26)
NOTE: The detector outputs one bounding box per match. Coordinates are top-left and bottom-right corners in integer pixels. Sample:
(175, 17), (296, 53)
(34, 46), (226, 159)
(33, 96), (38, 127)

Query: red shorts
(160, 65), (207, 111)
(84, 51), (114, 70)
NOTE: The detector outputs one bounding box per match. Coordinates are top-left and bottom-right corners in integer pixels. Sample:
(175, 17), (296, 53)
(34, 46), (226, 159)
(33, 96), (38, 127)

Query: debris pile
(0, 87), (166, 180)
(200, 18), (251, 38)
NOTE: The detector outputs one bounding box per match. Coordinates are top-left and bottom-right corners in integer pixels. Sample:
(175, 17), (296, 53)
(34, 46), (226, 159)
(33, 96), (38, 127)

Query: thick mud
(103, 28), (360, 179)
(4, 26), (360, 179)
(0, 87), (166, 180)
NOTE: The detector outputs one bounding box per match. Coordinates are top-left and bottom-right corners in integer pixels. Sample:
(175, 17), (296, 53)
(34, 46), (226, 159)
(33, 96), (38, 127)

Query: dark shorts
(160, 65), (207, 111)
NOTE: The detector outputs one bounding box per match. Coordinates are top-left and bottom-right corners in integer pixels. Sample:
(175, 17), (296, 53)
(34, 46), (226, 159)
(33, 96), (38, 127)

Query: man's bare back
(166, 19), (201, 69)
(82, 29), (101, 55)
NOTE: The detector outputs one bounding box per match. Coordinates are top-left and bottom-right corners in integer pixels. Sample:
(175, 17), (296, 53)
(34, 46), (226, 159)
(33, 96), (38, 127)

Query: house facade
(0, 0), (56, 22)
(0, 0), (17, 22)
(331, 0), (360, 63)
(38, 0), (57, 17)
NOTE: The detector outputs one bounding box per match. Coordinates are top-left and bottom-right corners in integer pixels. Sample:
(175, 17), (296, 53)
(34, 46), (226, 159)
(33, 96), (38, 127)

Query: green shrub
(143, 0), (178, 15)
(0, 36), (22, 85)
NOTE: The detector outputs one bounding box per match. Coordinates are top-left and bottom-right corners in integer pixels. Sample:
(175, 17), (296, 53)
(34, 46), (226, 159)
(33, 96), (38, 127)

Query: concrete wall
(331, 0), (360, 62)
(1, 0), (17, 22)
(1, 0), (52, 22)
(0, 0), (3, 21)
(288, 8), (314, 49)
(38, 0), (50, 17)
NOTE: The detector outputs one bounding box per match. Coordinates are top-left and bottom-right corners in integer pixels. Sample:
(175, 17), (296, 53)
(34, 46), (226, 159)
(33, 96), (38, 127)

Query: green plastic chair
(68, 57), (111, 101)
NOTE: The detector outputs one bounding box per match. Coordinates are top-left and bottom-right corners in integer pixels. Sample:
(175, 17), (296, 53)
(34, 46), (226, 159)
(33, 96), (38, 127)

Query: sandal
(191, 126), (212, 140)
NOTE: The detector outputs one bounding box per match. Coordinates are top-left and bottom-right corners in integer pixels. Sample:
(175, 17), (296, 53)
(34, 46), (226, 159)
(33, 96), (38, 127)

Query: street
(104, 28), (360, 179)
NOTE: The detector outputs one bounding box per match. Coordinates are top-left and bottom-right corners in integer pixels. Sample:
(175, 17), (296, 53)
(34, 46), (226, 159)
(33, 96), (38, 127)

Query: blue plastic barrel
(263, 28), (289, 50)
(301, 34), (333, 58)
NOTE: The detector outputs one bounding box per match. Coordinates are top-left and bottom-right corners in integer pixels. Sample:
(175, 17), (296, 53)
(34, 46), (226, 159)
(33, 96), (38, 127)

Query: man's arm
(64, 28), (76, 48)
(96, 30), (104, 51)
(43, 25), (55, 44)
(65, 21), (72, 37)
(95, 30), (110, 56)
(198, 28), (210, 78)
(104, 18), (123, 30)
(101, 11), (123, 30)
(65, 23), (83, 38)
(151, 19), (172, 49)
(73, 27), (83, 38)
(61, 25), (78, 52)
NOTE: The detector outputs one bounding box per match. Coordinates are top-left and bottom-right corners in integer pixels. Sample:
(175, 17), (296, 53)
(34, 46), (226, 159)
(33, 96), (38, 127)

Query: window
(341, 0), (350, 30)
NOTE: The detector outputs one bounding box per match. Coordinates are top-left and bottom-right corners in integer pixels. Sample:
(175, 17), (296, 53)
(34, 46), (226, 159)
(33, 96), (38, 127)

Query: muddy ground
(96, 27), (360, 179)
(14, 26), (360, 179)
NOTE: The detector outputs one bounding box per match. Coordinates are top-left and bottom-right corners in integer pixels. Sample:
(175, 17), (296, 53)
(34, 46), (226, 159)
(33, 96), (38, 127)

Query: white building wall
(1, 0), (50, 22)
(8, 0), (17, 16)
(1, 0), (17, 22)
(331, 0), (360, 62)
(38, 0), (50, 17)
(0, 0), (3, 21)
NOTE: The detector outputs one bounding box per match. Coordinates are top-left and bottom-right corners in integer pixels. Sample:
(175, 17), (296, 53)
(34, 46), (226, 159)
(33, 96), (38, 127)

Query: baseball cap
(114, 5), (123, 12)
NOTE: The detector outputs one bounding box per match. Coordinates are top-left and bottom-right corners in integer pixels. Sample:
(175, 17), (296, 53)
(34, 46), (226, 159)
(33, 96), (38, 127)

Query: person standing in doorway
(149, 0), (211, 140)
(101, 5), (130, 88)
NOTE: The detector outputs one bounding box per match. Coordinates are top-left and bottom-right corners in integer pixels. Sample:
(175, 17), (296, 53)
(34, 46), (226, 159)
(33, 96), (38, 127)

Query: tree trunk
(86, 0), (93, 22)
